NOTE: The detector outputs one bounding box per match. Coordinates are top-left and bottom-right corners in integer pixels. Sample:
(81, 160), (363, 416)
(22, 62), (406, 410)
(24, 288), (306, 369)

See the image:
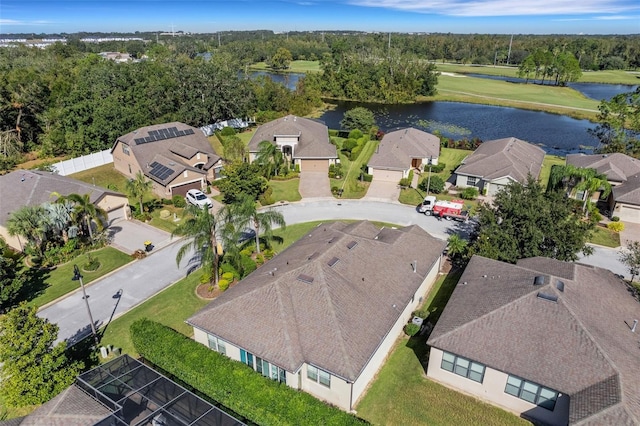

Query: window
(307, 365), (331, 388)
(466, 176), (477, 186)
(241, 350), (285, 383)
(505, 375), (558, 410)
(575, 190), (586, 200)
(122, 144), (130, 155)
(440, 352), (485, 383)
(207, 335), (227, 355)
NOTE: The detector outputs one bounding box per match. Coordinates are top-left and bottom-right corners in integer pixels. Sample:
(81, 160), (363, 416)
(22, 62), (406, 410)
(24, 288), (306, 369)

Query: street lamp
(426, 157), (433, 197)
(72, 265), (99, 347)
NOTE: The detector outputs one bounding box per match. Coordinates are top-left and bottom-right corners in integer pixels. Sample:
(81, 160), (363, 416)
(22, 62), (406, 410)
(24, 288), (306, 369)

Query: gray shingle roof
(368, 128), (440, 171)
(455, 137), (545, 182)
(188, 220), (445, 382)
(247, 115), (337, 159)
(428, 255), (640, 425)
(566, 153), (640, 183)
(0, 170), (126, 227)
(612, 174), (640, 206)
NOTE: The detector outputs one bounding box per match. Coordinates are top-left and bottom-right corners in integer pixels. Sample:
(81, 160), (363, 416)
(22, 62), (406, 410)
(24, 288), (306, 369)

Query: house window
(122, 144), (130, 156)
(440, 352), (485, 383)
(307, 365), (331, 387)
(575, 190), (586, 200)
(505, 375), (558, 410)
(466, 176), (477, 186)
(207, 334), (226, 355)
(241, 350), (285, 383)
(183, 171), (188, 177)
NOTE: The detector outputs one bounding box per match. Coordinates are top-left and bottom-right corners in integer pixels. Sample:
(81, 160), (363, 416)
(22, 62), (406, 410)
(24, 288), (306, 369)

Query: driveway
(299, 171), (332, 198)
(108, 219), (173, 255)
(620, 221), (640, 247)
(365, 180), (401, 202)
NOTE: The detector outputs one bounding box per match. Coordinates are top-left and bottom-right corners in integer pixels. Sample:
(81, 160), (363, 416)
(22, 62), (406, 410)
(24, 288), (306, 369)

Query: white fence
(52, 149), (113, 176)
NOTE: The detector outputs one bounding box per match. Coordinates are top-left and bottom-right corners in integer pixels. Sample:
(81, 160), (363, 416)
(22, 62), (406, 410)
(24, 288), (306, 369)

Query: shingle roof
(566, 153), (640, 183)
(247, 115), (337, 159)
(455, 137), (545, 183)
(428, 255), (640, 425)
(0, 170), (126, 227)
(112, 122), (220, 185)
(188, 220), (445, 382)
(368, 128), (440, 171)
(612, 174), (640, 206)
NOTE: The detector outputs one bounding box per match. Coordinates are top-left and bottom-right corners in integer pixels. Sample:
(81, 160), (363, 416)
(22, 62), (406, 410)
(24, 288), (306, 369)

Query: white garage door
(372, 169), (404, 183)
(301, 159), (329, 173)
(107, 205), (127, 225)
(617, 204), (640, 224)
(487, 183), (507, 196)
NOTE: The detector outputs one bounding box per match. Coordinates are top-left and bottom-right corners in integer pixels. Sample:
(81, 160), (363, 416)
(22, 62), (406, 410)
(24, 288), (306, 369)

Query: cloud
(346, 0), (640, 17)
(0, 18), (54, 26)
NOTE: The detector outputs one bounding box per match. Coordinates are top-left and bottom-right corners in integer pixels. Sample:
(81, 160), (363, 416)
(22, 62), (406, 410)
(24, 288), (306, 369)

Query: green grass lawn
(269, 178), (302, 202)
(70, 164), (130, 193)
(207, 134), (224, 156)
(27, 247), (133, 309)
(589, 224), (621, 248)
(540, 154), (566, 188)
(330, 139), (378, 199)
(356, 271), (530, 426)
(148, 204), (186, 233)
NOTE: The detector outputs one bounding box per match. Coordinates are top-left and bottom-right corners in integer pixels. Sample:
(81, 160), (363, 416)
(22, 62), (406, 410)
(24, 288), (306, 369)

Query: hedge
(130, 319), (369, 426)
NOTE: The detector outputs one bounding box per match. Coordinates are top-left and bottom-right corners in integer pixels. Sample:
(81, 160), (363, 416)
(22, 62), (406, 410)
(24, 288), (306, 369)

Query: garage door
(107, 205), (128, 225)
(301, 159), (329, 173)
(618, 204), (640, 224)
(372, 169), (403, 183)
(171, 181), (202, 197)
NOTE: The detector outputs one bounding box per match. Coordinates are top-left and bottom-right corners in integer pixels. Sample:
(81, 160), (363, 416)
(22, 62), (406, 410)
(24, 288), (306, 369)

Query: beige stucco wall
(421, 156), (439, 167)
(96, 194), (128, 213)
(427, 348), (570, 426)
(112, 141), (141, 180)
(485, 177), (515, 196)
(0, 226), (23, 251)
(300, 363), (352, 410)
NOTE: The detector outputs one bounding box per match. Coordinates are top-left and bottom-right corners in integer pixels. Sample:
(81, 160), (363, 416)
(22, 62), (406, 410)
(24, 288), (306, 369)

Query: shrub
(407, 170), (414, 184)
(342, 138), (357, 153)
(219, 262), (240, 280)
(218, 279), (230, 291)
(161, 198), (173, 205)
(608, 222), (625, 233)
(239, 254), (257, 278)
(130, 320), (369, 426)
(404, 323), (420, 336)
(173, 195), (186, 208)
(398, 178), (411, 188)
(83, 252), (100, 272)
(460, 187), (479, 200)
(200, 270), (212, 284)
(255, 253), (265, 266)
(426, 162), (446, 173)
(360, 173), (373, 182)
(611, 216), (620, 222)
(259, 186), (274, 206)
(221, 272), (235, 281)
(418, 175), (445, 194)
(220, 126), (236, 136)
(263, 249), (275, 260)
(348, 129), (363, 140)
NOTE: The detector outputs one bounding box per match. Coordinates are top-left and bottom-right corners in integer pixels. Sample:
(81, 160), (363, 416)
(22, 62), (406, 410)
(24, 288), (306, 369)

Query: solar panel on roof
(149, 130), (158, 136)
(149, 161), (160, 168)
(135, 138), (145, 144)
(185, 128), (195, 135)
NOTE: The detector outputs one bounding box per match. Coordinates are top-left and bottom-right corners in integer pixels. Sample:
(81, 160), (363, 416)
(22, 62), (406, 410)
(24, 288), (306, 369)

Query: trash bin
(144, 241), (153, 252)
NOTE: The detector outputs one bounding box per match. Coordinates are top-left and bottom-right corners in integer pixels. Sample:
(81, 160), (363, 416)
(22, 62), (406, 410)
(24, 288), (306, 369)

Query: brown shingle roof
(188, 221), (445, 382)
(428, 255), (640, 425)
(0, 170), (126, 227)
(612, 174), (640, 206)
(247, 115), (337, 159)
(455, 137), (545, 183)
(566, 153), (640, 183)
(368, 128), (440, 171)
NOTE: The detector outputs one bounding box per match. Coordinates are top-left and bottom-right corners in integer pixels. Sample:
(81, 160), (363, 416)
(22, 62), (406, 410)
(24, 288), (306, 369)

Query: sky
(1, 0), (639, 35)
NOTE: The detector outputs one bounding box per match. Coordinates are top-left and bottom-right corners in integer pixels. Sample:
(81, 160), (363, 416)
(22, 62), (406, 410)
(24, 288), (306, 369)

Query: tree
(232, 195), (286, 254)
(222, 135), (246, 163)
(547, 165), (611, 216)
(589, 88), (640, 155)
(217, 162), (268, 204)
(340, 107), (376, 133)
(63, 193), (107, 241)
(125, 171), (153, 215)
(269, 47), (293, 70)
(253, 140), (283, 178)
(172, 204), (221, 286)
(471, 178), (594, 263)
(0, 304), (82, 407)
(446, 234), (468, 267)
(418, 175), (445, 194)
(0, 254), (25, 313)
(6, 205), (49, 253)
(619, 241), (640, 282)
(44, 201), (74, 243)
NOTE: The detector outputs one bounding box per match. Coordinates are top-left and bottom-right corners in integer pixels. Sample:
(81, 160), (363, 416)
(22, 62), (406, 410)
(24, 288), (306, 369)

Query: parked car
(185, 189), (213, 209)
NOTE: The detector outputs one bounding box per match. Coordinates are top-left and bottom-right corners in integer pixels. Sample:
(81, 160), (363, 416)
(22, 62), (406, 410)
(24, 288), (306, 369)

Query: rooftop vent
(537, 292), (558, 303)
(347, 240), (358, 250)
(297, 274), (314, 284)
(327, 257), (340, 267)
(556, 281), (565, 292)
(534, 276), (545, 286)
(307, 252), (319, 260)
(327, 237), (336, 244)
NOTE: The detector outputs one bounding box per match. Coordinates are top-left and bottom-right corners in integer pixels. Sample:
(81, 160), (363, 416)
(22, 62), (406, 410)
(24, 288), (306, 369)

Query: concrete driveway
(299, 171), (332, 198)
(365, 180), (401, 202)
(620, 222), (640, 246)
(108, 219), (173, 255)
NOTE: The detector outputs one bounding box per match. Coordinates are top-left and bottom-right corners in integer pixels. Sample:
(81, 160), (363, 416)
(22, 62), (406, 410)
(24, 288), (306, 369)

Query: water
(247, 71), (304, 90)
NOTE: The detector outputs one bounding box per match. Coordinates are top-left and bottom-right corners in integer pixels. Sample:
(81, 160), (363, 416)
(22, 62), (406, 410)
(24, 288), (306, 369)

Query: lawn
(25, 247), (133, 309)
(268, 177), (302, 202)
(355, 271), (530, 426)
(589, 225), (621, 248)
(148, 204), (186, 233)
(540, 154), (566, 188)
(70, 163), (130, 193)
(330, 139), (378, 199)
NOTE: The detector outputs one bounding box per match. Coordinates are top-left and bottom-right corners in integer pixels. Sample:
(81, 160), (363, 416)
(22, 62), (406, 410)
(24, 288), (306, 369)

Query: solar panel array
(133, 126), (195, 145)
(148, 161), (174, 181)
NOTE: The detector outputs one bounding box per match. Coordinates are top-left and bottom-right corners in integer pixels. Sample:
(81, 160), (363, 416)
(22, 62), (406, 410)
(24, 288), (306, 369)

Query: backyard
(330, 136), (379, 198)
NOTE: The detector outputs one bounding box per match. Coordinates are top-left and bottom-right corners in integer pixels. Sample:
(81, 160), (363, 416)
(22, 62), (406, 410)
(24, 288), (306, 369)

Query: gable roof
(0, 170), (126, 227)
(566, 153), (640, 183)
(112, 122), (220, 185)
(247, 115), (337, 159)
(368, 128), (440, 171)
(428, 255), (640, 425)
(188, 220), (445, 382)
(612, 174), (640, 206)
(455, 137), (545, 183)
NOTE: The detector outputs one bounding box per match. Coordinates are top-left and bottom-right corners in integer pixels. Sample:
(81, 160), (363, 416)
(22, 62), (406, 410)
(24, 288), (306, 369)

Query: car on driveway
(185, 189), (213, 209)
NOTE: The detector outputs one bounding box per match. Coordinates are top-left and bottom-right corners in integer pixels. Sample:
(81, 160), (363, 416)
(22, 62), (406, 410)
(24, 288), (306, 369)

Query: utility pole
(72, 265), (99, 347)
(506, 34), (513, 65)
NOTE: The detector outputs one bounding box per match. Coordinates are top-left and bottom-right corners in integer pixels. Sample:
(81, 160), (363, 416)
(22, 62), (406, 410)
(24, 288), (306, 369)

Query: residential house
(111, 122), (222, 198)
(454, 137), (545, 196)
(566, 153), (640, 222)
(0, 170), (128, 251)
(367, 128), (440, 182)
(427, 255), (640, 426)
(187, 221), (446, 411)
(247, 115), (337, 173)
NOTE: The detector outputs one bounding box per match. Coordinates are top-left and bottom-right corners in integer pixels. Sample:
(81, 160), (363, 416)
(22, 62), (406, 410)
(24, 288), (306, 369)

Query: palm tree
(64, 193), (107, 241)
(232, 194), (286, 254)
(6, 205), (50, 253)
(125, 171), (153, 215)
(547, 165), (612, 216)
(254, 140), (283, 178)
(446, 234), (468, 267)
(575, 171), (612, 216)
(172, 204), (221, 286)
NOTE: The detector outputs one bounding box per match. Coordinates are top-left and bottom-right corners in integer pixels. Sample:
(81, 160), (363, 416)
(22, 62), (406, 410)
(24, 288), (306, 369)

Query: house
(454, 137), (545, 196)
(427, 255), (640, 426)
(187, 221), (446, 411)
(111, 122), (223, 198)
(367, 128), (440, 182)
(566, 153), (640, 222)
(0, 170), (129, 251)
(247, 115), (338, 173)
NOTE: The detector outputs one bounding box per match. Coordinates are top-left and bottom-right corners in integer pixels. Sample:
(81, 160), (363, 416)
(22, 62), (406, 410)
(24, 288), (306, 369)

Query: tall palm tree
(172, 204), (221, 286)
(254, 140), (283, 178)
(232, 194), (286, 254)
(64, 193), (107, 241)
(6, 205), (49, 253)
(575, 171), (612, 216)
(125, 171), (153, 215)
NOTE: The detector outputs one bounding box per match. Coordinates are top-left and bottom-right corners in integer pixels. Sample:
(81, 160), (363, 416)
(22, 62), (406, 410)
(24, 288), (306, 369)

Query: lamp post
(72, 265), (99, 347)
(426, 157), (433, 197)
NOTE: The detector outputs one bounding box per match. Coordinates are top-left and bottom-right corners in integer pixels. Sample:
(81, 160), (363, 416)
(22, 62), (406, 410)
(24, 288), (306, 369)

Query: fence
(52, 149), (113, 176)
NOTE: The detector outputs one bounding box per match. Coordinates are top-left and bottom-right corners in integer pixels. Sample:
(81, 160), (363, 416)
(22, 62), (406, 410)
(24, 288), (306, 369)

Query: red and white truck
(418, 196), (469, 222)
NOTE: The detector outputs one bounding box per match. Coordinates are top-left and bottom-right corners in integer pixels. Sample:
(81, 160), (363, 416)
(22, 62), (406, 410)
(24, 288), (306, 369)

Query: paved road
(39, 198), (631, 344)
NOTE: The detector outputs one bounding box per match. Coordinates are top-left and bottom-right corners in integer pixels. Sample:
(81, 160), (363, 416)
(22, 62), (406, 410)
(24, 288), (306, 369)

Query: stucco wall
(96, 194), (128, 213)
(0, 226), (23, 251)
(300, 363), (352, 410)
